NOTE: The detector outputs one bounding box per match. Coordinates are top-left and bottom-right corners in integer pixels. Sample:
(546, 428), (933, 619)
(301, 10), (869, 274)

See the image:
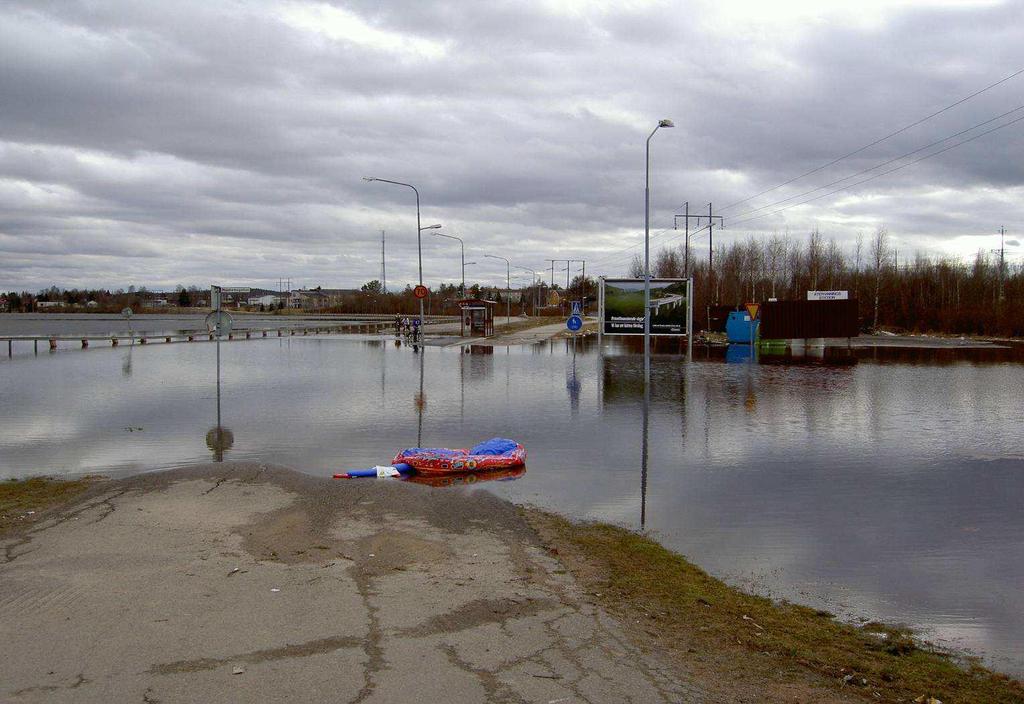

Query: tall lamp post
(363, 176), (436, 330)
(644, 119), (674, 384)
(433, 232), (466, 298)
(484, 254), (511, 323)
(512, 265), (538, 315)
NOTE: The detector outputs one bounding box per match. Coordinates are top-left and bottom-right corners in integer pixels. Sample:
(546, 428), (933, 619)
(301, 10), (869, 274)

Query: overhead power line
(728, 112), (1024, 229)
(720, 66), (1024, 212)
(729, 104), (1024, 222)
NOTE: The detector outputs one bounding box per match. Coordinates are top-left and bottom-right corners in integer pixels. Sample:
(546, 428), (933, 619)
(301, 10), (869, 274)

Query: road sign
(571, 300), (582, 316)
(745, 303), (760, 320)
(205, 310), (233, 337)
(414, 285), (429, 299)
(220, 286), (250, 294)
(566, 315), (583, 332)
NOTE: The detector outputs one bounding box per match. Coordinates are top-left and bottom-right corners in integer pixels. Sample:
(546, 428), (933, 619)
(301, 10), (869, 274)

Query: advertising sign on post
(599, 278), (690, 336)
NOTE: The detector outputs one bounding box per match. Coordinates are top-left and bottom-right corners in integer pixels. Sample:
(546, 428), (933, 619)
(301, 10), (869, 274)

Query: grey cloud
(1, 0), (1022, 291)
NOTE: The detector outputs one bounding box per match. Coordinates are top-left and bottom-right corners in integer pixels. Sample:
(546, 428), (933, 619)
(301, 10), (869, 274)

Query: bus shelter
(457, 299), (496, 336)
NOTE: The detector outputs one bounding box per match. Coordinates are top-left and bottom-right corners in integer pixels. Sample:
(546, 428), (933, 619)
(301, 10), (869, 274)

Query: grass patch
(528, 512), (1023, 704)
(0, 477), (98, 536)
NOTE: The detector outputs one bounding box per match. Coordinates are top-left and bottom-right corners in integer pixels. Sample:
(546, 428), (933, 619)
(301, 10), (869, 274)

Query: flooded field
(1, 332), (1023, 674)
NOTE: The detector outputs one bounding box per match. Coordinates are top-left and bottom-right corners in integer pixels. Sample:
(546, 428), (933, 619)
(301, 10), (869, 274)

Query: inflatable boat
(393, 438), (526, 477)
(334, 438), (526, 479)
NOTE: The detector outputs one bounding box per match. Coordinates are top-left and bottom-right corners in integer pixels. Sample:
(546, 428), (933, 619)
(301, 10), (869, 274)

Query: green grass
(603, 290), (646, 316)
(529, 513), (1024, 704)
(0, 477), (97, 536)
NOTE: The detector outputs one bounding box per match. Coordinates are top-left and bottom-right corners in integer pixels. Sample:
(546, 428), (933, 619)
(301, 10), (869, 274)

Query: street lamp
(644, 119), (673, 384)
(433, 232), (466, 298)
(363, 176), (432, 330)
(484, 254), (511, 323)
(512, 265), (538, 315)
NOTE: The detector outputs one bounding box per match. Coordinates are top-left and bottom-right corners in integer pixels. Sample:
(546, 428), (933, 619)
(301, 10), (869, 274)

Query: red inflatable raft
(392, 438), (526, 477)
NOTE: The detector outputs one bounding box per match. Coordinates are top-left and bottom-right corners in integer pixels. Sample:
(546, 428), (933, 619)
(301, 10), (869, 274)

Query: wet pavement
(0, 464), (703, 703)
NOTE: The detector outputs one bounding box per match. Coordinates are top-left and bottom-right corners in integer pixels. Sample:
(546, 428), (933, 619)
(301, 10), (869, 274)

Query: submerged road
(0, 465), (702, 703)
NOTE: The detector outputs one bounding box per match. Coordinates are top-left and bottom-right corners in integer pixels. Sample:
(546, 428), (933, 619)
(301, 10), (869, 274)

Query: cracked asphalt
(0, 464), (703, 703)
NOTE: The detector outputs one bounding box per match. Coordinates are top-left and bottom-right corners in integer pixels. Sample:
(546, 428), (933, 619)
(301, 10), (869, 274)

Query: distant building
(37, 301), (61, 308)
(289, 290), (329, 310)
(248, 294), (281, 307)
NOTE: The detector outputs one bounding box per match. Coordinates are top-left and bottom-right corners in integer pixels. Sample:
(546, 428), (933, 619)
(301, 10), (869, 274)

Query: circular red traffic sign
(413, 285), (429, 299)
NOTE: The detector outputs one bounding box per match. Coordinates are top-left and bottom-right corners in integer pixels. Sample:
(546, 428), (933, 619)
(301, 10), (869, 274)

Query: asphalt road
(0, 464), (702, 703)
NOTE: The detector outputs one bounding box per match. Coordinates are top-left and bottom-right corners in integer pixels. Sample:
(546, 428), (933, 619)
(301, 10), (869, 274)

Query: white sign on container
(807, 290), (849, 301)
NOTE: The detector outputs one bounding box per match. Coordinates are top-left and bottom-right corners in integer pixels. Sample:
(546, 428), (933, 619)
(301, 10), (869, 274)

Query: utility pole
(992, 227), (1006, 303)
(381, 230), (387, 293)
(545, 259), (570, 308)
(674, 204), (722, 298)
(708, 203), (720, 304)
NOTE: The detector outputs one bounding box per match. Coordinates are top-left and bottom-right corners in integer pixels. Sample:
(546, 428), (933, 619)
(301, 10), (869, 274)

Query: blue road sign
(566, 315), (583, 332)
(571, 300), (582, 316)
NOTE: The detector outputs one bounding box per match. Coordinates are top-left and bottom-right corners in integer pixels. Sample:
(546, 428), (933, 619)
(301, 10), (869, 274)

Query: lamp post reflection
(205, 312), (234, 462)
(640, 376), (650, 530)
(415, 345), (426, 448)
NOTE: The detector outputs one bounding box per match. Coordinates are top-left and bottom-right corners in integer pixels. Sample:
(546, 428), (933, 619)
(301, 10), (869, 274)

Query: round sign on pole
(121, 307), (133, 319)
(205, 310), (233, 337)
(414, 285), (429, 299)
(566, 315), (583, 332)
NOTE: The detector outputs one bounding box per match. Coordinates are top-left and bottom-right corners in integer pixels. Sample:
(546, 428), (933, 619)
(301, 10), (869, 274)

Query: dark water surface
(2, 334), (1023, 674)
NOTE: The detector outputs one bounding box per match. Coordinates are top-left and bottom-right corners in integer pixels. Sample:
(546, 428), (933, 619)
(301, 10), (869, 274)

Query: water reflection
(205, 337), (234, 462)
(404, 466), (526, 488)
(1, 336), (1023, 673)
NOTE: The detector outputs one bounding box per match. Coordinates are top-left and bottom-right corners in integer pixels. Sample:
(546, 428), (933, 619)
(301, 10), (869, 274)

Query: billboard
(599, 278), (691, 336)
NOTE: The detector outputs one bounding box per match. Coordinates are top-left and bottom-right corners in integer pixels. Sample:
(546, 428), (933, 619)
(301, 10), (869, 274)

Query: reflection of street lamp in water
(415, 347), (426, 447)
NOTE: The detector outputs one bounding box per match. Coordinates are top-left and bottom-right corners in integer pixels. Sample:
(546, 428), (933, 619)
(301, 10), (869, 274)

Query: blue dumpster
(726, 310), (759, 343)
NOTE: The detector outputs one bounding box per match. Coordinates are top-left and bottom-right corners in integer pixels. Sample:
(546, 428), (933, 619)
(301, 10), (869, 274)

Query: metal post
(581, 260), (586, 313)
(434, 232), (466, 299)
(638, 125), (655, 378)
(216, 335), (221, 429)
(708, 202), (714, 305)
(381, 230), (386, 294)
(363, 178), (428, 331)
(686, 277), (693, 360)
(485, 254), (511, 323)
(684, 201), (689, 278)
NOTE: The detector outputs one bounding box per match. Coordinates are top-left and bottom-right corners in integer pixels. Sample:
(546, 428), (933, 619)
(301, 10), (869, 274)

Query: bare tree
(654, 247), (682, 278)
(628, 254), (644, 278)
(806, 228), (824, 290)
(853, 231), (864, 300)
(766, 233), (786, 299)
(870, 227), (889, 330)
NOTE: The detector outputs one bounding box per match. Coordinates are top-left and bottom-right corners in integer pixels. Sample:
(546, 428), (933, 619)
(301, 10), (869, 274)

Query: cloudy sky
(1, 0), (1022, 292)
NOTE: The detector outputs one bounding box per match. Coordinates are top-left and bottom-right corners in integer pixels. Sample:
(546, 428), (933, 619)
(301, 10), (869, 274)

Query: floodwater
(1, 332), (1023, 675)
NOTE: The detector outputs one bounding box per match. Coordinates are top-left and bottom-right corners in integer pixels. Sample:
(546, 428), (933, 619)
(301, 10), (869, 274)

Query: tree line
(629, 227), (1022, 336)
